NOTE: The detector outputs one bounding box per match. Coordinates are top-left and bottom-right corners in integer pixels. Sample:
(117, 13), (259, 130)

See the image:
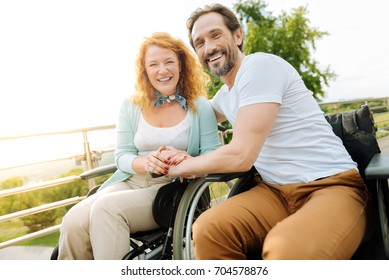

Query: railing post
(82, 131), (95, 189)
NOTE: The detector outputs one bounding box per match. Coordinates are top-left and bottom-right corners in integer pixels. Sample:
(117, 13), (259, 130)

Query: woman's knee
(61, 207), (89, 234)
(90, 195), (119, 218)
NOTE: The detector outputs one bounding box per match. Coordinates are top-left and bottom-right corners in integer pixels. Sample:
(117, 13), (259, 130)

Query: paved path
(0, 246), (54, 260)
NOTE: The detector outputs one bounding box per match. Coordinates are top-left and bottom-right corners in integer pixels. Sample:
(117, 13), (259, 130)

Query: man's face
(191, 12), (241, 77)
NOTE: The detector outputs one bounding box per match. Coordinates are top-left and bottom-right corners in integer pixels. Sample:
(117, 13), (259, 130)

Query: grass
(372, 112), (389, 138)
(20, 232), (59, 247)
(374, 112), (389, 129)
(1, 219), (59, 247)
(0, 219), (27, 242)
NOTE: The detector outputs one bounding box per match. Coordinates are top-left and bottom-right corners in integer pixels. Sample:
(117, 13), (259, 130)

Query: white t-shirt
(211, 53), (357, 185)
(134, 112), (191, 156)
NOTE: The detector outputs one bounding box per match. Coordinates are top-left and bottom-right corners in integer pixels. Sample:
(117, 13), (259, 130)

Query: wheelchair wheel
(377, 179), (389, 259)
(50, 244), (59, 260)
(172, 177), (234, 260)
(172, 171), (257, 260)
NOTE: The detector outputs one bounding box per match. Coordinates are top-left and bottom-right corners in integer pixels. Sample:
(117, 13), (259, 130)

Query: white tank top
(134, 112), (191, 156)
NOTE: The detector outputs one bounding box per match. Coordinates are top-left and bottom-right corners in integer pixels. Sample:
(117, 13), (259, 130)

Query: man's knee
(263, 235), (330, 260)
(192, 206), (231, 243)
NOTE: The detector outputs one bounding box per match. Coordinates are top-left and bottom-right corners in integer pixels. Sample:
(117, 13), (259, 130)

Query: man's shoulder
(245, 52), (285, 64)
(241, 53), (293, 77)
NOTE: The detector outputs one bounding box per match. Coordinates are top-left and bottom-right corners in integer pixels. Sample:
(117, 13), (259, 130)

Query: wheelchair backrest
(324, 105), (381, 181)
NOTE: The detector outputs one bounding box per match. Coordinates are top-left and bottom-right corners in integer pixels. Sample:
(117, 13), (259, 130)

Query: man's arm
(167, 102), (279, 177)
(213, 108), (227, 123)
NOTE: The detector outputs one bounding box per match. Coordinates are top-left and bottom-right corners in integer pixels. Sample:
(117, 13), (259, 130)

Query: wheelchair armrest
(80, 164), (117, 180)
(204, 167), (257, 182)
(217, 124), (227, 132)
(365, 153), (389, 180)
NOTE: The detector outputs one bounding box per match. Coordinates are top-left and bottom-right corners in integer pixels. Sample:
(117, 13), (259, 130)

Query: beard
(209, 60), (234, 77)
(204, 47), (236, 77)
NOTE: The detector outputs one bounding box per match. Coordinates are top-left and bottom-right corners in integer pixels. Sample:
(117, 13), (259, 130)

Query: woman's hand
(158, 146), (192, 165)
(144, 149), (169, 175)
(143, 146), (192, 176)
(157, 146), (196, 181)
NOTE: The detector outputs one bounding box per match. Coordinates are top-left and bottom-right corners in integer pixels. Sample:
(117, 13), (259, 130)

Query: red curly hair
(131, 32), (210, 112)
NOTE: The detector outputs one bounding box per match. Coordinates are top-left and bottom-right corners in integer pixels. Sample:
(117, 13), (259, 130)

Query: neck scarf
(153, 87), (187, 110)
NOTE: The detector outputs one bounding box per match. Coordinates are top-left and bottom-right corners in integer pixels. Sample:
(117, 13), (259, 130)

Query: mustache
(205, 48), (225, 61)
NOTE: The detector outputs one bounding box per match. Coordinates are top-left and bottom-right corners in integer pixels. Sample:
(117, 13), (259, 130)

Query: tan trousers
(192, 168), (370, 260)
(58, 173), (174, 260)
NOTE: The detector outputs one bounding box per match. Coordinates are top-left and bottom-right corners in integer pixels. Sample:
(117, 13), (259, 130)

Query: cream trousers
(58, 173), (174, 260)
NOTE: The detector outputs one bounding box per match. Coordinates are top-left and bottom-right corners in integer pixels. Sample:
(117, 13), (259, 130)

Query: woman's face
(145, 45), (181, 96)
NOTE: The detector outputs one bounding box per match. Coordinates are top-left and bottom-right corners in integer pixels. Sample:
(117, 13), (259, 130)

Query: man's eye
(195, 42), (204, 49)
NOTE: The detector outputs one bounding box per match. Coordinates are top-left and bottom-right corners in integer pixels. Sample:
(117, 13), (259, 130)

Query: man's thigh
(263, 185), (368, 259)
(195, 182), (290, 241)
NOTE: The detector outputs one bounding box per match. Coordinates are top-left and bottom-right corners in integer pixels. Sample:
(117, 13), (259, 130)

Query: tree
(22, 167), (89, 233)
(235, 0), (335, 100)
(0, 176), (27, 215)
(206, 0), (335, 101)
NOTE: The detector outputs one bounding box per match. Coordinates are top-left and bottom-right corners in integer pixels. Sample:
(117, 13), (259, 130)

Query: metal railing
(0, 125), (115, 249)
(1, 97), (389, 251)
(319, 97), (389, 131)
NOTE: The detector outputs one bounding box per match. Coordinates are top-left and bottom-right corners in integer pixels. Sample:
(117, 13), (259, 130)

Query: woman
(57, 32), (220, 259)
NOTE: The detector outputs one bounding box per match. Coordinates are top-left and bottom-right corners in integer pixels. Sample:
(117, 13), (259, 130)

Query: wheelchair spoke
(173, 179), (234, 259)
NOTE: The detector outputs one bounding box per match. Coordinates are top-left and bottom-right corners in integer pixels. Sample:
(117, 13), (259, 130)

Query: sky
(1, 0), (388, 137)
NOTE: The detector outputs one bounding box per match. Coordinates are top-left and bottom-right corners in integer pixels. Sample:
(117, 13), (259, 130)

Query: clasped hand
(144, 146), (190, 176)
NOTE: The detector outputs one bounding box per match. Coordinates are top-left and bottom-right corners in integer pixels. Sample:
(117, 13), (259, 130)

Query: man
(164, 4), (369, 259)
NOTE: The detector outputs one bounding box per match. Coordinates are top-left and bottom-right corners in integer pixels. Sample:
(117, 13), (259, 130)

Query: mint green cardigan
(99, 96), (220, 190)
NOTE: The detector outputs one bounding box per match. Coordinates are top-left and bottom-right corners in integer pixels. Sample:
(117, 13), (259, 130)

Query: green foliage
(0, 167), (89, 235)
(0, 176), (27, 215)
(0, 176), (27, 190)
(219, 0), (335, 101)
(48, 167), (89, 204)
(319, 99), (389, 115)
(320, 102), (366, 114)
(206, 67), (225, 99)
(22, 209), (59, 234)
(94, 173), (113, 187)
(22, 167), (89, 233)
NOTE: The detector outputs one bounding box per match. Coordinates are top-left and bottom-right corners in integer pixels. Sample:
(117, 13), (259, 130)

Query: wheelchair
(51, 105), (389, 260)
(49, 163), (240, 260)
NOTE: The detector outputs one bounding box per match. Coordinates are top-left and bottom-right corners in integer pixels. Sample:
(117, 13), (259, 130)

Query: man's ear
(234, 28), (244, 47)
